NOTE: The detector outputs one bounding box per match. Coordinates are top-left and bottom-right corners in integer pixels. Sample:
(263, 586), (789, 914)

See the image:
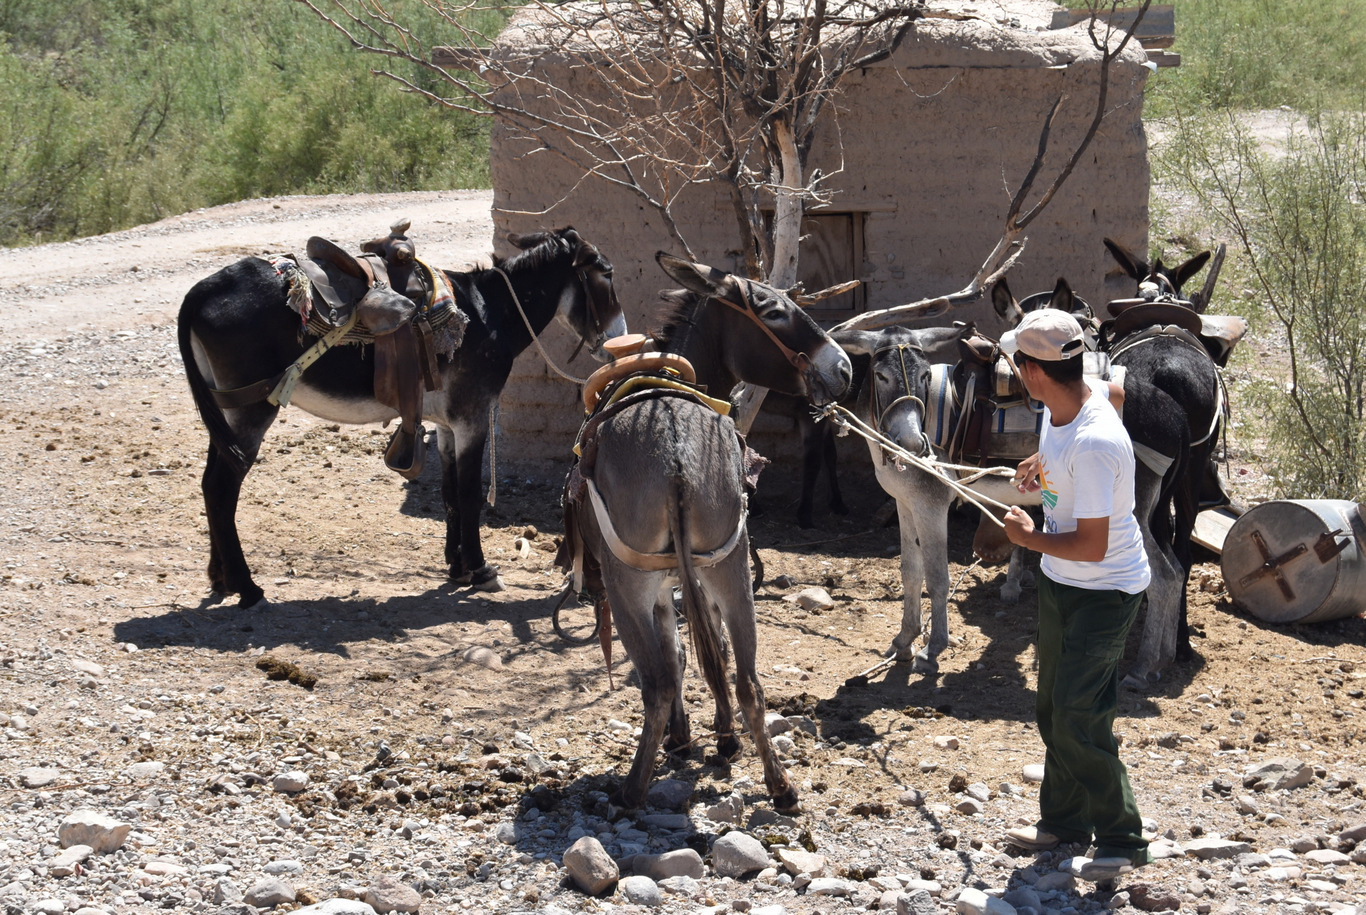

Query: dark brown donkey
(179, 226), (625, 608)
(562, 253), (851, 812)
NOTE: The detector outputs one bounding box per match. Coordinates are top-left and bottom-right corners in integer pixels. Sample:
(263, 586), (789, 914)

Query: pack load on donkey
(221, 218), (470, 479)
(818, 241), (1248, 687)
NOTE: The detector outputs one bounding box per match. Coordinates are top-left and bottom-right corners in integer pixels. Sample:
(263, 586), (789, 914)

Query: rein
(717, 279), (814, 375)
(493, 266), (590, 385)
(817, 402), (1015, 526)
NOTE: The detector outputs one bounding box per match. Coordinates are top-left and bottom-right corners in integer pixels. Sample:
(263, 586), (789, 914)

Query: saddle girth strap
(208, 310), (361, 410)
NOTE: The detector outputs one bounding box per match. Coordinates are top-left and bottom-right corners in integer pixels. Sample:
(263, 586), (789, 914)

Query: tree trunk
(769, 115), (803, 289)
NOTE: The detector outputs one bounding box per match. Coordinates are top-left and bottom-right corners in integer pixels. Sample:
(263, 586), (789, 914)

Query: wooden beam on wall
(1050, 4), (1176, 50)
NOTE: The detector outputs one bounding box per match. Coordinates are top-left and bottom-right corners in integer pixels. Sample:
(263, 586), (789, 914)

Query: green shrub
(1148, 0), (1366, 114)
(1156, 110), (1366, 501)
(0, 0), (496, 245)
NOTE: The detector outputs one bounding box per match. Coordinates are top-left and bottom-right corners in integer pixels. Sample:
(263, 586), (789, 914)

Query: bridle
(659, 276), (818, 386)
(1138, 270), (1178, 301)
(872, 342), (932, 460)
(565, 250), (620, 363)
(717, 278), (815, 375)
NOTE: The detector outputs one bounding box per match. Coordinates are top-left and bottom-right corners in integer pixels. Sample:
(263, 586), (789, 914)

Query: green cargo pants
(1035, 574), (1151, 865)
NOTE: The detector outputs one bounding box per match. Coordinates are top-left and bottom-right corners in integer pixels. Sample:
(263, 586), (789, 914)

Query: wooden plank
(1147, 50), (1182, 68)
(1050, 5), (1175, 48)
(1193, 505), (1243, 556)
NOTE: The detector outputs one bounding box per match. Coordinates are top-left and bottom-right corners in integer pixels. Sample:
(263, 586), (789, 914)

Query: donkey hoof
(665, 735), (693, 760)
(773, 787), (802, 816)
(468, 565), (505, 592)
(912, 651), (940, 676)
(237, 587), (267, 610)
(888, 641), (917, 663)
(606, 790), (641, 819)
(716, 734), (742, 762)
(1000, 584), (1023, 604)
(1121, 669), (1158, 691)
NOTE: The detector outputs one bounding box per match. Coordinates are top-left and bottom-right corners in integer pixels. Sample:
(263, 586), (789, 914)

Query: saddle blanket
(925, 363), (1043, 452)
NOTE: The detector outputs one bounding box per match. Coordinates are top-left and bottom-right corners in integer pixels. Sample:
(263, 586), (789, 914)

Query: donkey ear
(655, 252), (736, 299)
(910, 325), (976, 362)
(990, 278), (1018, 320)
(571, 236), (602, 268)
(1103, 237), (1148, 281)
(1049, 277), (1076, 313)
(830, 327), (880, 357)
(1171, 250), (1211, 293)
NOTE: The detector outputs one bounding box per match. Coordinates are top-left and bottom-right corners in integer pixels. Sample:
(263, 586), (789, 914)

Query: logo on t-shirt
(1039, 460), (1059, 534)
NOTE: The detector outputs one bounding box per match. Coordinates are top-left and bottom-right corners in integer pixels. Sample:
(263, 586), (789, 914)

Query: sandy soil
(0, 190), (1363, 915)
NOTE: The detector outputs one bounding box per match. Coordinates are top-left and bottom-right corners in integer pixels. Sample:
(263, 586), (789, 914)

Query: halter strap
(710, 279), (813, 374)
(871, 342), (932, 460)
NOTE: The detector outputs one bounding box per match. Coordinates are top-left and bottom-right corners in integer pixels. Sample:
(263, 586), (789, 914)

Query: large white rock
(1304, 848), (1351, 865)
(363, 875), (421, 914)
(57, 810), (132, 853)
(632, 849), (704, 880)
(562, 836), (618, 895)
(461, 645), (503, 670)
(293, 901), (379, 915)
(711, 832), (771, 878)
(273, 770), (310, 793)
(1243, 757), (1313, 791)
(775, 846), (828, 877)
(1184, 837), (1253, 860)
(243, 878), (297, 908)
(123, 761), (165, 780)
(49, 845), (93, 877)
(619, 874), (662, 907)
(955, 887), (1017, 915)
(19, 767), (61, 788)
(806, 877), (856, 896)
(786, 587), (835, 611)
(897, 889), (942, 915)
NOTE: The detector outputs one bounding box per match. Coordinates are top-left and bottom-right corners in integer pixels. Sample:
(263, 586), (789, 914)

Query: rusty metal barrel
(1221, 500), (1366, 624)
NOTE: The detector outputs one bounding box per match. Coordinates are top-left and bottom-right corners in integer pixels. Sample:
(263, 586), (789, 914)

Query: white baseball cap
(999, 308), (1085, 361)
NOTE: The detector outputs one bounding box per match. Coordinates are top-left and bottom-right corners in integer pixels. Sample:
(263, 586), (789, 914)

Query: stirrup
(384, 423), (426, 480)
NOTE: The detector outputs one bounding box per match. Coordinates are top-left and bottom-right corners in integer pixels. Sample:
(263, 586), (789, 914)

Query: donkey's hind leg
(999, 547), (1034, 603)
(202, 403), (276, 608)
(605, 565), (681, 812)
(1125, 465), (1182, 689)
(657, 582), (692, 759)
(711, 542), (800, 814)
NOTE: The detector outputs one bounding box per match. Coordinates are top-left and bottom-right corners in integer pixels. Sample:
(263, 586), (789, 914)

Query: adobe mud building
(446, 1), (1158, 460)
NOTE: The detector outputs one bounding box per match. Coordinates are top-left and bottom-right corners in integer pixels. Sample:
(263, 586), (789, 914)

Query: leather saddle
(1101, 298), (1248, 368)
(944, 333), (1040, 465)
(295, 219), (444, 480)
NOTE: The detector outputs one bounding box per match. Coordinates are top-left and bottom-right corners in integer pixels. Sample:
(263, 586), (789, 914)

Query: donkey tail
(667, 479), (730, 710)
(177, 301), (249, 475)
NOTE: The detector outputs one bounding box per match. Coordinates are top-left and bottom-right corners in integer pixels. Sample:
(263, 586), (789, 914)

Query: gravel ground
(0, 190), (1363, 915)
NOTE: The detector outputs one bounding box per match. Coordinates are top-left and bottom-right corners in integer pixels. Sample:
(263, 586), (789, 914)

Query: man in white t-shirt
(998, 308), (1153, 883)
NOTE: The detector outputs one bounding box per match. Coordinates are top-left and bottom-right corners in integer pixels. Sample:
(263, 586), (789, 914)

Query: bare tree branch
(297, 0), (1149, 321)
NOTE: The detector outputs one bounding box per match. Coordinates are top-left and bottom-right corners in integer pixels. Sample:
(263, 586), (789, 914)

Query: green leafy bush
(1157, 111), (1366, 501)
(0, 0), (495, 245)
(1148, 0), (1366, 114)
